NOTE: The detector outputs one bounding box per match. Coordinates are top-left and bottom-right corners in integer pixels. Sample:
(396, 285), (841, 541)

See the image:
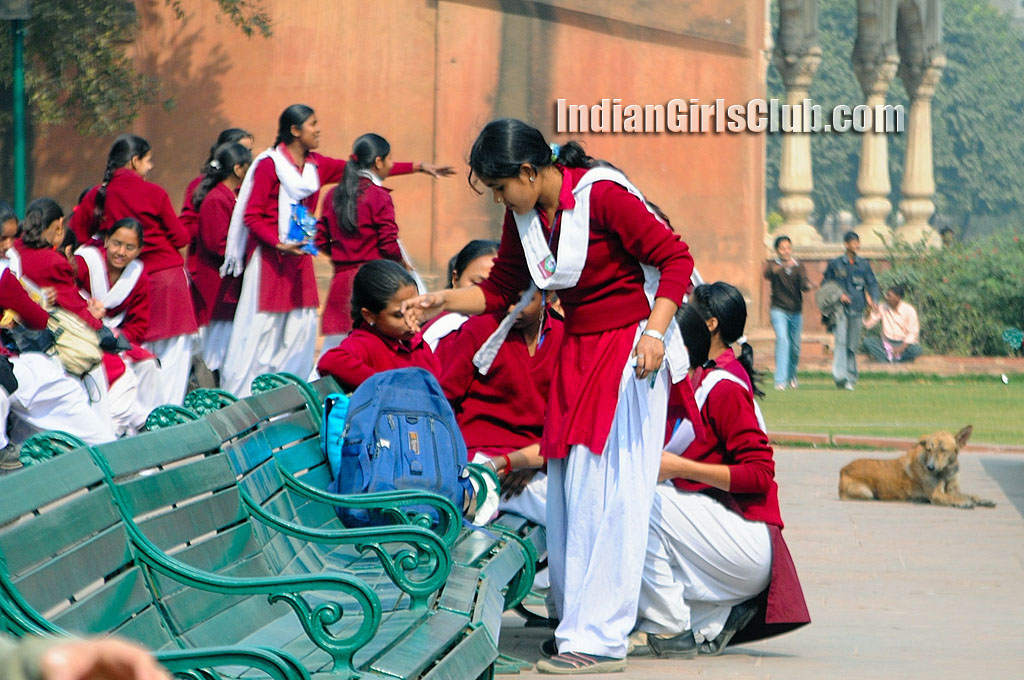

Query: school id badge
(537, 254), (556, 280)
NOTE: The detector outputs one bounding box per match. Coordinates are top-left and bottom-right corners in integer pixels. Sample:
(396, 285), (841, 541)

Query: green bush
(879, 231), (1024, 356)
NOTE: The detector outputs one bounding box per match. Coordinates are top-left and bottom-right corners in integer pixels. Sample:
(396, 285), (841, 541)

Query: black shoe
(0, 443), (22, 471)
(647, 630), (697, 659)
(698, 601), (759, 656)
(540, 637), (558, 657)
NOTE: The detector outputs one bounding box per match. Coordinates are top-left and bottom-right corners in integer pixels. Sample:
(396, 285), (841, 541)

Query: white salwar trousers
(220, 249), (318, 398)
(198, 320), (233, 373)
(637, 486), (772, 643)
(8, 353), (115, 445)
(144, 334), (195, 406)
(106, 365), (149, 437)
(546, 359), (669, 659)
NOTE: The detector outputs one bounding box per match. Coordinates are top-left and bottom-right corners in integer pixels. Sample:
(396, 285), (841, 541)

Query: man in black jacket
(823, 232), (880, 390)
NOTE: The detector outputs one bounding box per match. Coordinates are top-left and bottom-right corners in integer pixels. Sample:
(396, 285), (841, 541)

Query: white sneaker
(789, 378), (799, 389)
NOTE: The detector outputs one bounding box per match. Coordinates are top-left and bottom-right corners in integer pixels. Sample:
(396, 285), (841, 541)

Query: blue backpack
(325, 367), (473, 527)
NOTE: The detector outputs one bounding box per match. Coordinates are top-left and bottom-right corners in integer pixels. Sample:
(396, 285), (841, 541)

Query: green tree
(0, 1), (270, 197)
(767, 0), (1024, 235)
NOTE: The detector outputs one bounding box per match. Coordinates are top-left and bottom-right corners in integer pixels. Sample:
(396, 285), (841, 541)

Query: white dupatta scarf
(473, 167), (690, 382)
(74, 245), (143, 329)
(220, 146), (321, 277)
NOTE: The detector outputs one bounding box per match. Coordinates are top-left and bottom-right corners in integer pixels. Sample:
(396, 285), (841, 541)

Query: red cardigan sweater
(439, 311), (563, 455)
(479, 165), (693, 335)
(0, 268), (49, 330)
(15, 241), (102, 331)
(69, 169), (189, 274)
(315, 181), (404, 265)
(316, 325), (440, 393)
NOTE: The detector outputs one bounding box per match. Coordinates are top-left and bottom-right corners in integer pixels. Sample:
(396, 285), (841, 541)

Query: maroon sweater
(69, 169), (189, 274)
(0, 268), (49, 330)
(316, 325), (440, 393)
(15, 241), (102, 331)
(479, 165), (693, 334)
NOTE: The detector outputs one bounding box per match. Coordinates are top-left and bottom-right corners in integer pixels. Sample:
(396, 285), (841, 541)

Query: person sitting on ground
(438, 288), (563, 526)
(316, 259), (439, 392)
(862, 284), (922, 363)
(634, 282), (809, 660)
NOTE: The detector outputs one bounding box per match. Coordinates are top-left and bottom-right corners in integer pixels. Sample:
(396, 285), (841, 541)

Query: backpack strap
(694, 369), (767, 433)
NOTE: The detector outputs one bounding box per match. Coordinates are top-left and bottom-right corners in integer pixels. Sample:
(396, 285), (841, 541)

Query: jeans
(832, 309), (864, 387)
(863, 336), (922, 363)
(769, 307), (803, 386)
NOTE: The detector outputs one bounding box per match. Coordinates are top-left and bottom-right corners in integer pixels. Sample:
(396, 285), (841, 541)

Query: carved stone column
(897, 54), (945, 246)
(775, 47), (823, 245)
(853, 53), (899, 247)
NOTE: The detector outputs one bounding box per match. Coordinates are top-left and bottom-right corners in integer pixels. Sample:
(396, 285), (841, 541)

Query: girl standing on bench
(403, 118), (694, 674)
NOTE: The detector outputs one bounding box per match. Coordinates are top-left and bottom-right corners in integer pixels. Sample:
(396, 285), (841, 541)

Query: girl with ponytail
(314, 133), (412, 351)
(188, 142), (252, 379)
(402, 118), (695, 673)
(68, 133), (198, 406)
(179, 128), (254, 239)
(636, 283), (809, 659)
(219, 104), (454, 396)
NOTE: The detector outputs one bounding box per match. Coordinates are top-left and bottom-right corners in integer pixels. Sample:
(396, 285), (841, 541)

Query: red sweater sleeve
(316, 336), (377, 392)
(590, 181), (693, 305)
(314, 187), (335, 254)
(437, 322), (486, 403)
(244, 158), (284, 248)
(367, 189), (403, 262)
(197, 187), (234, 256)
(178, 177), (202, 240)
(53, 259), (102, 330)
(68, 186), (101, 244)
(154, 186), (190, 249)
(0, 269), (48, 330)
(705, 381), (775, 494)
(478, 211), (531, 313)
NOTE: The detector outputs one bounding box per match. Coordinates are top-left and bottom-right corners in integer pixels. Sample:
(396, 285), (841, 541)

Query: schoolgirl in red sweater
(69, 134), (198, 406)
(636, 283), (809, 660)
(403, 119), (694, 672)
(219, 105), (453, 396)
(438, 289), (562, 525)
(188, 142), (252, 378)
(317, 259), (439, 392)
(179, 128), (254, 242)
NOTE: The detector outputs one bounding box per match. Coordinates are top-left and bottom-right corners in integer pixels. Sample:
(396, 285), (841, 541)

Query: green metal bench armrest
(158, 646), (310, 680)
(279, 468), (462, 547)
(183, 388), (239, 416)
(145, 405), (200, 431)
(238, 491), (451, 610)
(465, 462), (499, 512)
(122, 521), (381, 678)
(18, 431), (86, 466)
(485, 524), (539, 611)
(251, 373), (324, 417)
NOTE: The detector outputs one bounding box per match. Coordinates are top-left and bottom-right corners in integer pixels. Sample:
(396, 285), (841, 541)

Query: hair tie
(209, 159), (221, 170)
(349, 153), (358, 162)
(736, 335), (748, 346)
(549, 142), (561, 163)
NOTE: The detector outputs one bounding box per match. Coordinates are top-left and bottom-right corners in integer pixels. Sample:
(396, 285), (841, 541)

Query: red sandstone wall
(29, 0), (768, 307)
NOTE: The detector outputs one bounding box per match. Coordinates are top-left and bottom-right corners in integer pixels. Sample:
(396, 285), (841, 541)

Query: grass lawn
(759, 373), (1024, 446)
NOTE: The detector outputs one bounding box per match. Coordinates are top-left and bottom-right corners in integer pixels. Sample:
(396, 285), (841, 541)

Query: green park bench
(0, 411), (527, 679)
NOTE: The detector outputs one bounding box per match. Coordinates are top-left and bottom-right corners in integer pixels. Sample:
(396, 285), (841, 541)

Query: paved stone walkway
(497, 447), (1024, 679)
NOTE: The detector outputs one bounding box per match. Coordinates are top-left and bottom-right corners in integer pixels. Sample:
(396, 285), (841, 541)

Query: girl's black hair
(193, 142), (253, 211)
(332, 133), (390, 234)
(0, 200), (16, 228)
(466, 118), (675, 226)
(467, 118), (595, 191)
(675, 303), (711, 369)
(447, 239), (500, 288)
(203, 128), (252, 171)
(692, 282), (764, 398)
(94, 134), (151, 223)
(20, 198), (64, 250)
(59, 224), (78, 253)
(105, 217), (145, 248)
(274, 104), (315, 146)
(350, 259), (416, 326)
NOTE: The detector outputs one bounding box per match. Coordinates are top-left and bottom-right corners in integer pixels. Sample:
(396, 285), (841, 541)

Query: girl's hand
(41, 286), (57, 307)
(419, 163), (456, 178)
(632, 333), (665, 380)
(87, 298), (106, 319)
(275, 241), (307, 256)
(400, 290), (447, 332)
(502, 468), (538, 500)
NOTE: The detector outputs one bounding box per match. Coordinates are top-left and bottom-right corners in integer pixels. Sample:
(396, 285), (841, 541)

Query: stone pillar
(853, 54), (899, 247)
(775, 47), (823, 246)
(897, 54), (945, 246)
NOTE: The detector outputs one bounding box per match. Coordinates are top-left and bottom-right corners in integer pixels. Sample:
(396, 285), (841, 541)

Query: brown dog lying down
(838, 425), (996, 509)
